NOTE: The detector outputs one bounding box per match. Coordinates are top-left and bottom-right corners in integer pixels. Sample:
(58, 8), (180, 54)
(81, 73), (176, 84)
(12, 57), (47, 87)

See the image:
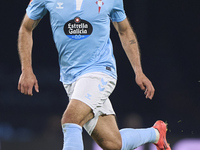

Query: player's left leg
(91, 114), (158, 150)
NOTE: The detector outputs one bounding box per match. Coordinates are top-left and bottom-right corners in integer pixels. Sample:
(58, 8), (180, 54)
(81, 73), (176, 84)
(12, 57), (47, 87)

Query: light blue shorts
(63, 72), (116, 135)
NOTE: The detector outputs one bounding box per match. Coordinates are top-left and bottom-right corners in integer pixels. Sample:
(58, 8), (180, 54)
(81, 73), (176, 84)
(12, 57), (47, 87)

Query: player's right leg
(61, 72), (117, 150)
(61, 99), (94, 126)
(61, 99), (94, 150)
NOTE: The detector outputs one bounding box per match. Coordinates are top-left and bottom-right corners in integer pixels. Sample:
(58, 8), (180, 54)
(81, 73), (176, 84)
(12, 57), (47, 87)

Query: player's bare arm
(18, 14), (40, 96)
(113, 18), (155, 99)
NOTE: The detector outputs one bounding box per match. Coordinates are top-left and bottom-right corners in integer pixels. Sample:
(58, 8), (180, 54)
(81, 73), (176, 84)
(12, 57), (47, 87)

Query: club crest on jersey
(64, 17), (93, 40)
(96, 0), (104, 13)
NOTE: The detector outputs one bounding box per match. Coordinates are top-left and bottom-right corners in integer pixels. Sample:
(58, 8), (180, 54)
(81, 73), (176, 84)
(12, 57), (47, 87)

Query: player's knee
(61, 110), (93, 126)
(61, 115), (67, 125)
(61, 106), (82, 125)
(100, 139), (122, 150)
(61, 99), (94, 126)
(61, 111), (75, 125)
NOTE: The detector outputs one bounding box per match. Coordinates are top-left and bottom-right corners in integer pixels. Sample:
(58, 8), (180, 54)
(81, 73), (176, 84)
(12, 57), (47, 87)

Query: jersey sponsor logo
(96, 0), (104, 13)
(64, 17), (93, 40)
(56, 2), (64, 9)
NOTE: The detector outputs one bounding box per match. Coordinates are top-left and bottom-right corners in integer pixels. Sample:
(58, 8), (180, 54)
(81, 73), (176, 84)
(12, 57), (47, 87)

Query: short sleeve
(26, 0), (47, 20)
(110, 0), (126, 22)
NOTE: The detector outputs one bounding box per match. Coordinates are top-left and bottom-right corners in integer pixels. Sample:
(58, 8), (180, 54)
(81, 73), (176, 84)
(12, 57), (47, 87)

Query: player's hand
(18, 70), (39, 96)
(135, 72), (155, 99)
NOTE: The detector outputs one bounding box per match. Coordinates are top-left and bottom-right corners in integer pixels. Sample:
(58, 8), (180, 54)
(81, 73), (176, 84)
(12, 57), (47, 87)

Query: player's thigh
(62, 99), (94, 126)
(91, 115), (122, 150)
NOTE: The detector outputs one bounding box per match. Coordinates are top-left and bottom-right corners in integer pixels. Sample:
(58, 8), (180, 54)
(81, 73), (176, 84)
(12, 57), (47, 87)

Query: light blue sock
(62, 123), (84, 150)
(120, 127), (156, 150)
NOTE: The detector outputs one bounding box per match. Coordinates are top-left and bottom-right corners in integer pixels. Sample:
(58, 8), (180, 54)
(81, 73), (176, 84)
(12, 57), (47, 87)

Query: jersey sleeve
(110, 0), (126, 22)
(26, 0), (47, 20)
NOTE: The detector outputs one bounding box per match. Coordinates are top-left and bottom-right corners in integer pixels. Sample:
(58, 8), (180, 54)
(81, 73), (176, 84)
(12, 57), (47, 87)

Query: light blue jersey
(26, 0), (126, 84)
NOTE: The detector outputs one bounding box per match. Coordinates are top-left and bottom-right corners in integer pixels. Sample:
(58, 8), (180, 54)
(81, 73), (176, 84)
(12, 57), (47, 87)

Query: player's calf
(98, 140), (122, 150)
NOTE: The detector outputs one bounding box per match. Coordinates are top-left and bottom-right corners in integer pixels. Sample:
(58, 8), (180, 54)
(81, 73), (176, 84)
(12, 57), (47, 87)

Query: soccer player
(17, 0), (171, 150)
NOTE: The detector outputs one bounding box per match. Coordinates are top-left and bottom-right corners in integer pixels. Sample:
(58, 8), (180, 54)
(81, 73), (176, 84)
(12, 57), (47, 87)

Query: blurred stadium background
(0, 0), (200, 149)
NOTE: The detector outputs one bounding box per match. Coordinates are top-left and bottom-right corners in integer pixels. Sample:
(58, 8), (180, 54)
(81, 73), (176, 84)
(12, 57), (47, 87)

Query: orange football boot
(153, 120), (171, 150)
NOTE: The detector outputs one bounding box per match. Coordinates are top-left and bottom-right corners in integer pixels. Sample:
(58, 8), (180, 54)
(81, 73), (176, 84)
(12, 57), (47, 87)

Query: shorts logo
(64, 17), (93, 40)
(96, 0), (104, 13)
(98, 78), (107, 91)
(85, 93), (92, 100)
